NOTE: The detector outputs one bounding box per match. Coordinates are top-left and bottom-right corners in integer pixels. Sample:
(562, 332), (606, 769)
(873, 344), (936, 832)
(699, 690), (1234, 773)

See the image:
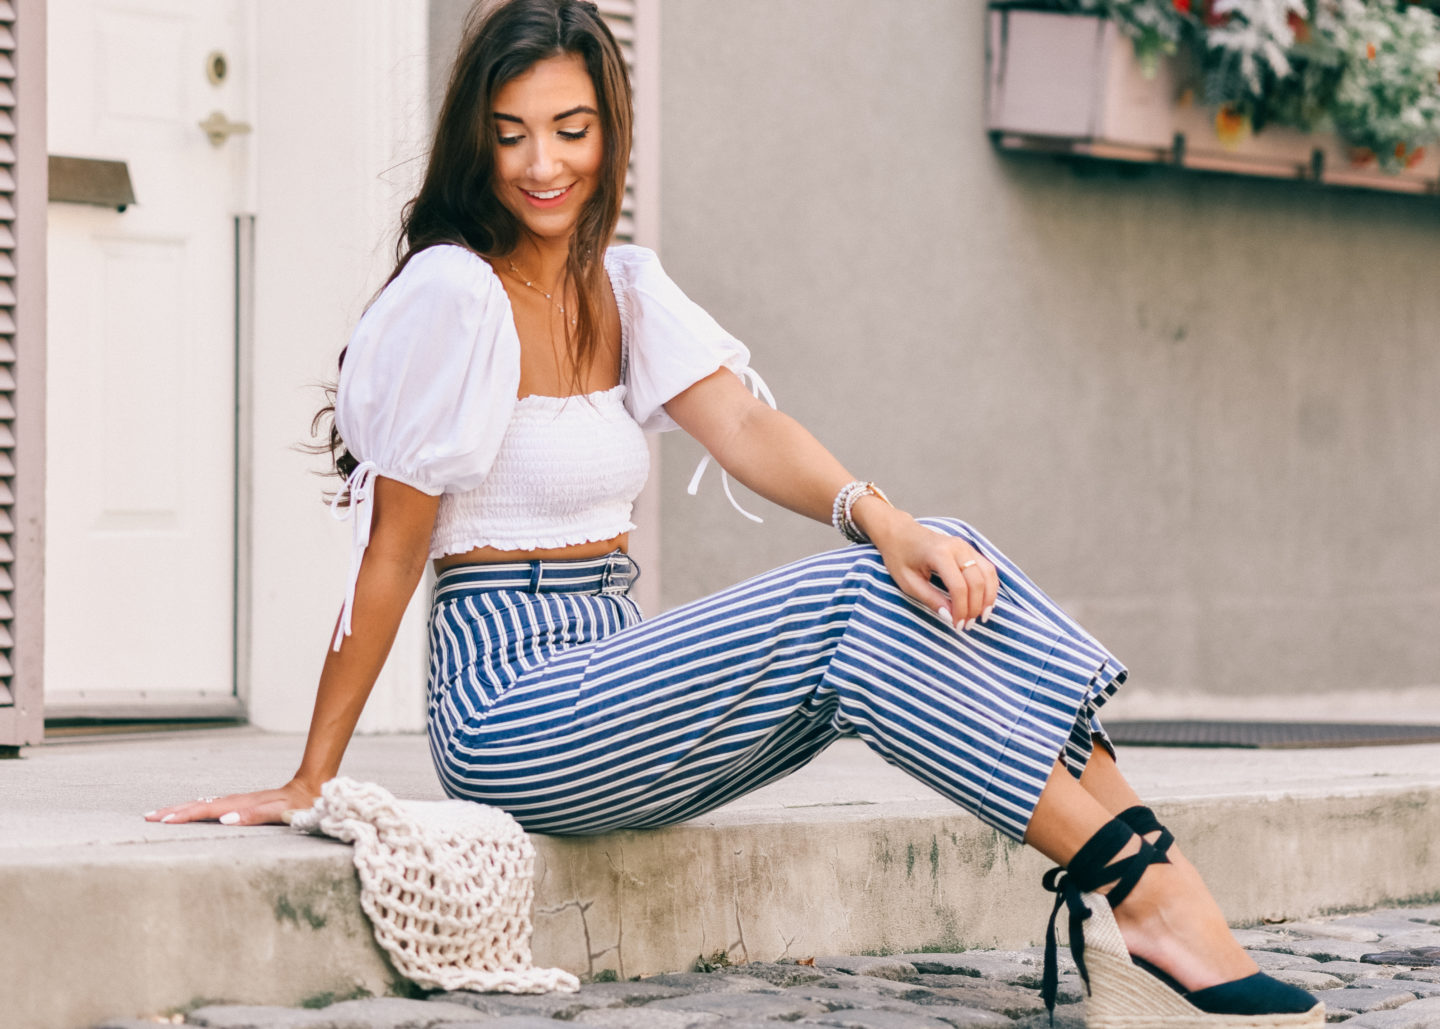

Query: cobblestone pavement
(95, 902), (1440, 1029)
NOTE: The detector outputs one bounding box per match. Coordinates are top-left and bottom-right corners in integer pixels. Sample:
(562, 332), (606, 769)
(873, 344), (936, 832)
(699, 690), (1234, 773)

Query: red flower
(1174, 0), (1192, 12)
(1367, 41), (1377, 60)
(1287, 11), (1311, 43)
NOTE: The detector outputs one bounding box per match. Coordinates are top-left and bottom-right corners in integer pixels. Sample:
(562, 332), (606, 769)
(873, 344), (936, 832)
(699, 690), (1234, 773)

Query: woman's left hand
(857, 502), (999, 631)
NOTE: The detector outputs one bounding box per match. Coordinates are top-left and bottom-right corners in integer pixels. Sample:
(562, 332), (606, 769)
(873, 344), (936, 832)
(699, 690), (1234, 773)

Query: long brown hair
(317, 0), (633, 481)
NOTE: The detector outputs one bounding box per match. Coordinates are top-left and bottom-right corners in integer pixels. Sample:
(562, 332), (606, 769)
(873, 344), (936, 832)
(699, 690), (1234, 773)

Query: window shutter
(0, 0), (43, 750)
(0, 0), (18, 709)
(596, 0), (638, 243)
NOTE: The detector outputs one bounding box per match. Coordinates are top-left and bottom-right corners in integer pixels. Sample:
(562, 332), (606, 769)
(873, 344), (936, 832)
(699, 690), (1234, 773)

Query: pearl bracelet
(831, 480), (892, 544)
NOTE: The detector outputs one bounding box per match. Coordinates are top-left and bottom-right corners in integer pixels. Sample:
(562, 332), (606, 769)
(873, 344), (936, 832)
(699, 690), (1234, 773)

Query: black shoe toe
(1186, 972), (1320, 1015)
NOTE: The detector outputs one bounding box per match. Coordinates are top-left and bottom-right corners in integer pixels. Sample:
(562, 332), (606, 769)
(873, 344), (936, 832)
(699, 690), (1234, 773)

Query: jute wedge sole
(1076, 890), (1325, 1029)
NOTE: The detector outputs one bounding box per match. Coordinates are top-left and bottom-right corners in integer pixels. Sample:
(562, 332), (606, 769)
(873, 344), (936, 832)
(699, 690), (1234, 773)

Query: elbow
(365, 530), (432, 586)
(713, 402), (786, 472)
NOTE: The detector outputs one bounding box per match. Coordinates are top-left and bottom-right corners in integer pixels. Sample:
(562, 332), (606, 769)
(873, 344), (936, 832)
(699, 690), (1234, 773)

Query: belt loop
(600, 550), (627, 594)
(528, 560), (543, 592)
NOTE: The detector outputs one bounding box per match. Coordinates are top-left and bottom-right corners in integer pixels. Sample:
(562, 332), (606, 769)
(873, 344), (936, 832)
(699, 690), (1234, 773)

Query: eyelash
(496, 127), (590, 147)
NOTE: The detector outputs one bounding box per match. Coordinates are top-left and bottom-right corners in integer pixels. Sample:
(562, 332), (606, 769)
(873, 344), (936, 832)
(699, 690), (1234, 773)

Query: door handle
(198, 110), (252, 147)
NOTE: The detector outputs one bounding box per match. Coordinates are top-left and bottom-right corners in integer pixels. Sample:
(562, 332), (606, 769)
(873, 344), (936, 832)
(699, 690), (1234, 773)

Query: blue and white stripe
(426, 518), (1126, 841)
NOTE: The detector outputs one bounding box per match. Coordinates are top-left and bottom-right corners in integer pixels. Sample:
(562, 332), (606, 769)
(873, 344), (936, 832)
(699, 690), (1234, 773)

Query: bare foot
(1104, 843), (1258, 992)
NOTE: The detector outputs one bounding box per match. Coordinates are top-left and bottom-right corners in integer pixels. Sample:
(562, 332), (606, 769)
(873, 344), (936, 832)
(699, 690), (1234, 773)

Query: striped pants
(426, 518), (1126, 842)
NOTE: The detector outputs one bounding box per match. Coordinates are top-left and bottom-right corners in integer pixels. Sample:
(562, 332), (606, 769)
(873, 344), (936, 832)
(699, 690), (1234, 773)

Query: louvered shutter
(596, 0), (637, 242)
(596, 0), (657, 248)
(0, 0), (44, 751)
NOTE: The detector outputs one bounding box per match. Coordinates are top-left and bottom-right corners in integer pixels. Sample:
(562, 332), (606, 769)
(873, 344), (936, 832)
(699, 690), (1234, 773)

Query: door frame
(0, 0), (49, 752)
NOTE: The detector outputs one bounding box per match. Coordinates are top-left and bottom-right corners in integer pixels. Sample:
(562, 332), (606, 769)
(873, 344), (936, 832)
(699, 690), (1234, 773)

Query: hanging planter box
(987, 7), (1176, 160)
(1170, 94), (1317, 180)
(1317, 136), (1440, 194)
(986, 4), (1440, 196)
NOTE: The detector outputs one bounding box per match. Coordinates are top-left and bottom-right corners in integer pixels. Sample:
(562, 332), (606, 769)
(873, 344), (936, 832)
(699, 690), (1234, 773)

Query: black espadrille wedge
(1041, 816), (1324, 1028)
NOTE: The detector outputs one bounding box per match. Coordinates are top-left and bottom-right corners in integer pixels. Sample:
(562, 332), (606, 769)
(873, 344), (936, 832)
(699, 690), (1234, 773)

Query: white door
(46, 0), (251, 715)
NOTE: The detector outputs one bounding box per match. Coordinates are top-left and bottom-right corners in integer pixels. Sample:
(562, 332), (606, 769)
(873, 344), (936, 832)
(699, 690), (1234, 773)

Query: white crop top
(431, 384), (650, 556)
(328, 243), (775, 651)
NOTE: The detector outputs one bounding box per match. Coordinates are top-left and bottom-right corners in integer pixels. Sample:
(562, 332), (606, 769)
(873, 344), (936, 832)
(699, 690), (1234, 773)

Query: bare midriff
(433, 532), (629, 572)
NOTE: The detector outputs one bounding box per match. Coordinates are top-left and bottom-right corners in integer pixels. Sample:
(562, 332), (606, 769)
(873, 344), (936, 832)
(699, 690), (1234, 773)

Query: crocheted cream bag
(290, 777), (579, 994)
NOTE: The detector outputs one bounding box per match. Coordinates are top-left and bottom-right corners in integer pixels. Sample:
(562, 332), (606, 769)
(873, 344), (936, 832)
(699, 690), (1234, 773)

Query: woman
(149, 2), (1322, 1025)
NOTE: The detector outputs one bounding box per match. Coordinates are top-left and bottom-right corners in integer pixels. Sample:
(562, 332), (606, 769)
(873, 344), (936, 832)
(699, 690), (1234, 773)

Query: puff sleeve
(606, 245), (777, 520)
(330, 245), (519, 650)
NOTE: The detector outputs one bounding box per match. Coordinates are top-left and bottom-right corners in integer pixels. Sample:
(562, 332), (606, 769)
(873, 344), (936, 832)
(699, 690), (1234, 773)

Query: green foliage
(692, 948), (735, 973)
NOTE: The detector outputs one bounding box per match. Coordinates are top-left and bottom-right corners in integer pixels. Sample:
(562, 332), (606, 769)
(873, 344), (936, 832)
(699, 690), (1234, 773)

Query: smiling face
(490, 53), (604, 249)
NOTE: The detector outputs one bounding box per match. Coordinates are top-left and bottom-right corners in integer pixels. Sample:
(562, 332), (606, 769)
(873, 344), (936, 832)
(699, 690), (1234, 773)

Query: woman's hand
(142, 478), (439, 831)
(143, 777), (321, 827)
(858, 500), (999, 631)
(662, 370), (998, 629)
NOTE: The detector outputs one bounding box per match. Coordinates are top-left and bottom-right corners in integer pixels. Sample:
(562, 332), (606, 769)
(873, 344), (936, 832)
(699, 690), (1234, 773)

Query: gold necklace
(507, 260), (577, 324)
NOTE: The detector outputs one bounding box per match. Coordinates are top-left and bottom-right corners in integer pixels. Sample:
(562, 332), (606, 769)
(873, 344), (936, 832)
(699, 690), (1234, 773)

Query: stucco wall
(655, 1), (1440, 709)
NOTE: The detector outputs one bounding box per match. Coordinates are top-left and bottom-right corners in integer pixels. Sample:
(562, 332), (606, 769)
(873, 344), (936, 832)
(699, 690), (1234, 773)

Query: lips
(521, 183), (573, 209)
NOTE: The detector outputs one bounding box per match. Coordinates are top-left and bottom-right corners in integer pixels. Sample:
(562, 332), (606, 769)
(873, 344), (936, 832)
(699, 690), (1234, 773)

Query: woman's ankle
(1107, 860), (1259, 992)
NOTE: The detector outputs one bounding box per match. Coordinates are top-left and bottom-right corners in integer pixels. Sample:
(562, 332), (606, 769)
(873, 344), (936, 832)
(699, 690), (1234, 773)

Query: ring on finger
(961, 560), (978, 570)
(197, 796), (218, 804)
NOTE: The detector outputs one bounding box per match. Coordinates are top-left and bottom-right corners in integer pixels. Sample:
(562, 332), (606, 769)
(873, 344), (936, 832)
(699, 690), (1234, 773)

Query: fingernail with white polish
(219, 812), (240, 825)
(161, 813), (176, 823)
(143, 811), (157, 819)
(982, 605), (995, 623)
(937, 606), (952, 626)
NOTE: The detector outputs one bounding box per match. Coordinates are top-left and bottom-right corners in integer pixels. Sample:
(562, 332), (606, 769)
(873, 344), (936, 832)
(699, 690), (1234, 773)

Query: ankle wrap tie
(1117, 805), (1175, 858)
(1040, 817), (1170, 1020)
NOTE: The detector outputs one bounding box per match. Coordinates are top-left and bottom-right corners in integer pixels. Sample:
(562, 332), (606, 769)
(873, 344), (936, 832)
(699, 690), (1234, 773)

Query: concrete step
(4, 728), (1440, 1029)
